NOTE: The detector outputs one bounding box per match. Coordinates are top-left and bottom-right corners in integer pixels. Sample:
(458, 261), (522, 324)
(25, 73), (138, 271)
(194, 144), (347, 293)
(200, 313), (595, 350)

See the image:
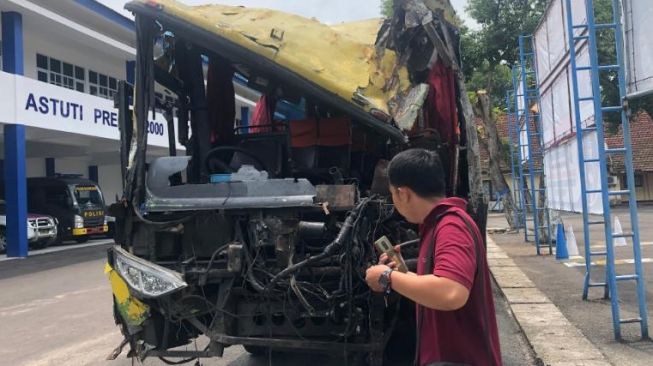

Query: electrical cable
(198, 243), (231, 285)
(265, 198), (371, 289)
(157, 345), (208, 365)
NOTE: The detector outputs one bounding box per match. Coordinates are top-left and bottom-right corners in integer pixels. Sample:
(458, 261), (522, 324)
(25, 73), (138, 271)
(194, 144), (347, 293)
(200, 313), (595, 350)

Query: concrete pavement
(488, 207), (653, 366)
(0, 240), (536, 365)
(488, 236), (609, 366)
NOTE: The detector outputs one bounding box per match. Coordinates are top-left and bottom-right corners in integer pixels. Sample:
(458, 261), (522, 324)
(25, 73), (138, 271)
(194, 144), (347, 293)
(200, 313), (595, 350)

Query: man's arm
(390, 271), (470, 311)
(367, 219), (476, 311)
(365, 265), (470, 310)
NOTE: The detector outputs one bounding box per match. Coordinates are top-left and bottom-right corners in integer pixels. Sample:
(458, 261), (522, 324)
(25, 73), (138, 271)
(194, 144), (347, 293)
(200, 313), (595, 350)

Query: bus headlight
(112, 246), (187, 298)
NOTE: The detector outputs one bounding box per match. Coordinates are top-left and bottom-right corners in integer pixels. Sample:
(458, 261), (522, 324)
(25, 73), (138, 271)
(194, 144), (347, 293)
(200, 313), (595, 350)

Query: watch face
(378, 269), (391, 287)
(379, 274), (387, 287)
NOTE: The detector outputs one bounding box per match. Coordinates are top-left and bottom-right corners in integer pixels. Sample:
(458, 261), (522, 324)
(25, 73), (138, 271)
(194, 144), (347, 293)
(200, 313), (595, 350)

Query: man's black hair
(388, 148), (446, 198)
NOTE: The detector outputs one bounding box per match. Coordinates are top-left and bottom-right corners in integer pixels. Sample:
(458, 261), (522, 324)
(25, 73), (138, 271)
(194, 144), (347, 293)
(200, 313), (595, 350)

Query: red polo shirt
(416, 197), (502, 366)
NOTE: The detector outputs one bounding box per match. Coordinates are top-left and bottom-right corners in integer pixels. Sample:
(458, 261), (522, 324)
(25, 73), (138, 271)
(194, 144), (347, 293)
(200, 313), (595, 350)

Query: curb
(486, 235), (611, 366)
(0, 239), (113, 262)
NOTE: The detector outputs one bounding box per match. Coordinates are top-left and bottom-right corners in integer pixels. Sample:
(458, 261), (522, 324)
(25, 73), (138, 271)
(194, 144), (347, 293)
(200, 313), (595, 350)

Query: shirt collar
(419, 197), (468, 234)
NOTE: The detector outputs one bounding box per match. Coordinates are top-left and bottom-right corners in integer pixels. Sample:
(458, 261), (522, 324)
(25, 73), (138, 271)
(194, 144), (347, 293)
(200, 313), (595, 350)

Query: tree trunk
(456, 75), (487, 227)
(476, 91), (518, 230)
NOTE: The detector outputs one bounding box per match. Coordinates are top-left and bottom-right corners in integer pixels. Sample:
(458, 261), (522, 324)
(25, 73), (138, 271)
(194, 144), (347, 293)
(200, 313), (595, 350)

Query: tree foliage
(593, 0), (653, 131)
(465, 0), (548, 67)
(380, 0), (393, 18)
(461, 0), (547, 107)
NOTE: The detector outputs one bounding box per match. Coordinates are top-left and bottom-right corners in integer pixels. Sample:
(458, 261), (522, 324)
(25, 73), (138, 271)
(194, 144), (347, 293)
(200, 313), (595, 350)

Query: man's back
(416, 197), (502, 366)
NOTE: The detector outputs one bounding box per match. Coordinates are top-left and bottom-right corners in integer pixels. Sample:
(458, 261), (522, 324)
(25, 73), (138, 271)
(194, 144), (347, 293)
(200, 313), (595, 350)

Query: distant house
(606, 111), (653, 202)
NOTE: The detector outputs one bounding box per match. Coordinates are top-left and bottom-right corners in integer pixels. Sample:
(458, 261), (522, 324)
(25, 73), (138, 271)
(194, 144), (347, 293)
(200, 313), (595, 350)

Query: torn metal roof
(126, 0), (458, 140)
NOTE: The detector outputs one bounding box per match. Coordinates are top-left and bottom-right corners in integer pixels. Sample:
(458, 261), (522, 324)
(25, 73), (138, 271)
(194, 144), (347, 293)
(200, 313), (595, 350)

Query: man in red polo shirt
(365, 149), (502, 366)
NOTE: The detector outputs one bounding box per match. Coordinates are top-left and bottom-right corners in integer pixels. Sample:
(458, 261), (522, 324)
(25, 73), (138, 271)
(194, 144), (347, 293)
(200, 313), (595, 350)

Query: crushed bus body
(106, 0), (482, 364)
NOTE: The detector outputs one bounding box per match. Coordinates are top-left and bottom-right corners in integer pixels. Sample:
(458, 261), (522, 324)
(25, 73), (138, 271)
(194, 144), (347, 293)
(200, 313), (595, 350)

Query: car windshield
(71, 185), (103, 206)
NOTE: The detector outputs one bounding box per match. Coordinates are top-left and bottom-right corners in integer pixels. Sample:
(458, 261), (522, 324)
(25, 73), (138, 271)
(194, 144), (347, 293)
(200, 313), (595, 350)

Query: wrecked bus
(106, 0), (485, 364)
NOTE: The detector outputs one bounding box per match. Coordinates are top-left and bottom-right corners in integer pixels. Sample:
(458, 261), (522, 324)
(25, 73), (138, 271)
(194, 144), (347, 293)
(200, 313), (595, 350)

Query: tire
(0, 227), (6, 253)
(243, 345), (269, 356)
(75, 236), (89, 244)
(31, 239), (51, 250)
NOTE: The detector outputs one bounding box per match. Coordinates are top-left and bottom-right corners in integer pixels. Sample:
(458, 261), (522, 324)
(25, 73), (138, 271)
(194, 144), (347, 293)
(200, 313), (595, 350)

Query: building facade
(0, 0), (257, 256)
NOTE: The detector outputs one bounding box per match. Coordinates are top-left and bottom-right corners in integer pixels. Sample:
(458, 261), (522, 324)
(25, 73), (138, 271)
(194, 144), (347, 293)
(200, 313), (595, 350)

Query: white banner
(534, 0), (588, 84)
(624, 0), (653, 96)
(0, 71), (183, 150)
(544, 132), (602, 214)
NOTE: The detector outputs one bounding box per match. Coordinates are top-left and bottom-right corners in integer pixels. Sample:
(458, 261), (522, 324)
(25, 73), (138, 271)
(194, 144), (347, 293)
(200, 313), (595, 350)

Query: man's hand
(378, 245), (402, 269)
(365, 264), (391, 292)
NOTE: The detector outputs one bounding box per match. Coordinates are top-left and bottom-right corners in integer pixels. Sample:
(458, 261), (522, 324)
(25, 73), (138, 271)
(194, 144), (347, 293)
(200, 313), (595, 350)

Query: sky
(99, 0), (478, 28)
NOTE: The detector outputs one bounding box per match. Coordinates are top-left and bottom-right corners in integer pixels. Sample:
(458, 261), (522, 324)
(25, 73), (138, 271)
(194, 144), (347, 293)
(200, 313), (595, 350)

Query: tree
(380, 0), (393, 18)
(466, 0), (548, 66)
(593, 0), (653, 132)
(459, 1), (548, 231)
(476, 90), (518, 229)
(462, 0), (548, 104)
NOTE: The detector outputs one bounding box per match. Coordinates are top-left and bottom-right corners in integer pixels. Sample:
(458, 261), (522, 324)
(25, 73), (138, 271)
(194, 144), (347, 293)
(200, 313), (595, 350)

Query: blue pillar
(126, 61), (135, 84)
(45, 158), (55, 177)
(1, 12), (24, 75)
(4, 125), (28, 258)
(241, 106), (250, 133)
(88, 165), (98, 183)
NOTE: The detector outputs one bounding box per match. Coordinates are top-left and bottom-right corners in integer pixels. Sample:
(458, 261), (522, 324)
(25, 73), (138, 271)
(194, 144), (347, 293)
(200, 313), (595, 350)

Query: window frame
(88, 69), (118, 100)
(36, 53), (86, 93)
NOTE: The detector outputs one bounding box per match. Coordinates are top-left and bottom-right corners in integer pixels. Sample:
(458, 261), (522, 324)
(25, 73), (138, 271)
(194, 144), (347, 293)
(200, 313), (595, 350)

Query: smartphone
(374, 236), (408, 273)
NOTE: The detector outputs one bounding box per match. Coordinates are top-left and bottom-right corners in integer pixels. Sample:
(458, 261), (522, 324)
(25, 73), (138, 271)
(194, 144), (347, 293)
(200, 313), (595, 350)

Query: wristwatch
(378, 268), (394, 295)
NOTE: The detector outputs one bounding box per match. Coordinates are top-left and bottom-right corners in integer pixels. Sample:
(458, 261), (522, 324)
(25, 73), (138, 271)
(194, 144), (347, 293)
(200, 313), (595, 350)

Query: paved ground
(488, 204), (653, 366)
(0, 240), (536, 365)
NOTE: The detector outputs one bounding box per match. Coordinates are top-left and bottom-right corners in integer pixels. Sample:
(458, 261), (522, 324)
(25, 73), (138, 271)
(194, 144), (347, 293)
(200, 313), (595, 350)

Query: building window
(89, 70), (117, 100)
(622, 174), (644, 188)
(36, 53), (85, 92)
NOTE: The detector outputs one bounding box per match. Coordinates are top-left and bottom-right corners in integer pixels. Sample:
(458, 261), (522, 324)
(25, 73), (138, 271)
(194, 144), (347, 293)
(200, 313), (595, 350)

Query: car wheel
(75, 236), (89, 244)
(0, 227), (6, 253)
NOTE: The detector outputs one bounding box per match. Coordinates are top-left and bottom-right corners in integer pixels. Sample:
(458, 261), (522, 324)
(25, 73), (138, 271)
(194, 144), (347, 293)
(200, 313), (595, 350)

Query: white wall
(98, 164), (122, 203)
(22, 19), (126, 86)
